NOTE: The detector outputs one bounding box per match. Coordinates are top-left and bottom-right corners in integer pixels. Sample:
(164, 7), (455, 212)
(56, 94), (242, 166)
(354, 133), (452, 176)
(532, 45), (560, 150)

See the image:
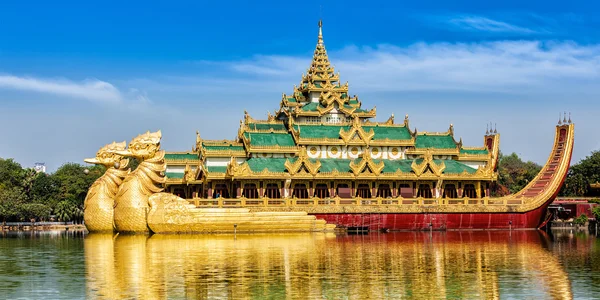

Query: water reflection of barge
(84, 231), (573, 299)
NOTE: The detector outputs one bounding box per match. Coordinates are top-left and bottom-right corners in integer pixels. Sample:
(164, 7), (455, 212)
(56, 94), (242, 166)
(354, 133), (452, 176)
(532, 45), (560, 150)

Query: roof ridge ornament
(558, 112), (562, 125)
(318, 19), (323, 45)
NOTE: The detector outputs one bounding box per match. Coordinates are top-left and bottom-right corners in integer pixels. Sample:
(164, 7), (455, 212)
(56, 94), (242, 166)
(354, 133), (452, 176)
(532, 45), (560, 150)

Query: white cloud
(3, 39), (600, 170)
(218, 40), (600, 95)
(0, 75), (122, 103)
(447, 16), (538, 34)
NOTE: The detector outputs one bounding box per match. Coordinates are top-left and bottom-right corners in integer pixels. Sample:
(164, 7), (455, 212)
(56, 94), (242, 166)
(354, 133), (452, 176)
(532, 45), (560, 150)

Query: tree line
(0, 158), (104, 223)
(0, 150), (598, 222)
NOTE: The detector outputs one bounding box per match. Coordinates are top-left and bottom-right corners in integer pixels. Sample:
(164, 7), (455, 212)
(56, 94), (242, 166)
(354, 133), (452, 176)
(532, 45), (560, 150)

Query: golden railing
(187, 196), (523, 208)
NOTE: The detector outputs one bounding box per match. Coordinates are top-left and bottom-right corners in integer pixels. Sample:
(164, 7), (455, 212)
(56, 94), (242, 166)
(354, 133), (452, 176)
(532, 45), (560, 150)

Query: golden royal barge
(83, 21), (574, 233)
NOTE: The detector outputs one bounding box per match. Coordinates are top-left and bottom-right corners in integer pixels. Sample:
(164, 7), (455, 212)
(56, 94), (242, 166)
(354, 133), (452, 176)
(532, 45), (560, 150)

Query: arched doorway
(377, 184), (392, 198)
(356, 184), (372, 198)
(264, 183), (281, 199)
(464, 184), (477, 198)
(443, 184), (458, 198)
(314, 183), (329, 198)
(243, 183), (259, 199)
(293, 184), (309, 199)
(213, 183), (229, 198)
(417, 184), (433, 198)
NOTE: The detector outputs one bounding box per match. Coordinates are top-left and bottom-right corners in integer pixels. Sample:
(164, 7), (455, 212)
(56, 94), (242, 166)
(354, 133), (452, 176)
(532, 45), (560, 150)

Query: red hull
(314, 124), (573, 231)
(314, 181), (561, 231)
(313, 203), (550, 230)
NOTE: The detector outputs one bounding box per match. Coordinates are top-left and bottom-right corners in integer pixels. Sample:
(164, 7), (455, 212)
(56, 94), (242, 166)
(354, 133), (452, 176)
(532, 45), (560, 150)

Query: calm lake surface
(0, 229), (598, 299)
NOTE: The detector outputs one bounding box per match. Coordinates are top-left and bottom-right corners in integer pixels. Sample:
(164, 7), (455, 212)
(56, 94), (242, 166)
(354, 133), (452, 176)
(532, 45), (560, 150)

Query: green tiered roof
(237, 157), (478, 175)
(460, 148), (489, 155)
(365, 126), (412, 140)
(202, 144), (244, 152)
(244, 132), (295, 147)
(415, 134), (457, 149)
(165, 153), (199, 161)
(247, 123), (287, 131)
(165, 172), (185, 179)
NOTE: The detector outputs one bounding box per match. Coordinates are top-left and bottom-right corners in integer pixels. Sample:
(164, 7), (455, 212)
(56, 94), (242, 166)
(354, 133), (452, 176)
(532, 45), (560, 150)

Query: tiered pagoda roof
(277, 20), (375, 119)
(164, 21), (500, 183)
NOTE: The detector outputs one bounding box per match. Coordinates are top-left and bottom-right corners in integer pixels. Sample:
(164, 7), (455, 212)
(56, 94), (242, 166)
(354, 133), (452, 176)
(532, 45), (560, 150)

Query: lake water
(0, 229), (598, 299)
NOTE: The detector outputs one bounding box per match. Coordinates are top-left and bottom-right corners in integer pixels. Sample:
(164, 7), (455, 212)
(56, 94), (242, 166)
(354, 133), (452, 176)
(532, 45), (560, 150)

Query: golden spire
(303, 20), (336, 88)
(318, 19), (323, 45)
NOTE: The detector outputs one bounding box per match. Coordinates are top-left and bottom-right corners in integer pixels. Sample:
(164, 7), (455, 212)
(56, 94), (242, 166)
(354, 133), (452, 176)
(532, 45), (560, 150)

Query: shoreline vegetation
(0, 151), (598, 225)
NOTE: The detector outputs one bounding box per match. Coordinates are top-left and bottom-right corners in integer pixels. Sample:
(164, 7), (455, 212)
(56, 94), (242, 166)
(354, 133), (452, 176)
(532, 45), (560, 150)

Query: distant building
(34, 162), (46, 173)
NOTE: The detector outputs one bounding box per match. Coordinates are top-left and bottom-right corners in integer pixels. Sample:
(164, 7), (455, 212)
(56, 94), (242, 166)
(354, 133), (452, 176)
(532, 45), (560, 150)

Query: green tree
(54, 200), (75, 222)
(0, 158), (25, 190)
(21, 203), (51, 222)
(591, 206), (600, 220)
(494, 152), (542, 195)
(0, 187), (26, 222)
(560, 151), (600, 196)
(30, 173), (61, 207)
(53, 163), (103, 208)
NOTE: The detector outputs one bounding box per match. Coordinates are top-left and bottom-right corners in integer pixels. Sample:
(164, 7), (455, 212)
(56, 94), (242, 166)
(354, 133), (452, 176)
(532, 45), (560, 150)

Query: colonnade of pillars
(167, 181), (491, 200)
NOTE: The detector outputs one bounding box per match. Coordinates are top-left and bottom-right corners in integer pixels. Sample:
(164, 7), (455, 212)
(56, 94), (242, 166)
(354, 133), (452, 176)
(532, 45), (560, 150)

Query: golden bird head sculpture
(84, 141), (129, 169)
(112, 130), (162, 160)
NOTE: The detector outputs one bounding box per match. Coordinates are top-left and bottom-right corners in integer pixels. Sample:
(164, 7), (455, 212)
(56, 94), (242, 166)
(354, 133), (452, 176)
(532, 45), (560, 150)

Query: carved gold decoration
(83, 141), (130, 232)
(226, 157), (253, 177)
(339, 117), (375, 145)
(183, 164), (198, 185)
(285, 147), (321, 176)
(349, 149), (384, 176)
(113, 130), (166, 233)
(411, 151), (445, 177)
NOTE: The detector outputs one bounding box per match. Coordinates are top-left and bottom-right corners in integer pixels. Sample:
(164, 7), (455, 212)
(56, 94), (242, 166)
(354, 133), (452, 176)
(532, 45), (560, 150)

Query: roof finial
(563, 111), (567, 124)
(494, 123), (497, 134)
(568, 112), (572, 124)
(318, 19), (323, 45)
(558, 112), (562, 125)
(486, 124), (489, 135)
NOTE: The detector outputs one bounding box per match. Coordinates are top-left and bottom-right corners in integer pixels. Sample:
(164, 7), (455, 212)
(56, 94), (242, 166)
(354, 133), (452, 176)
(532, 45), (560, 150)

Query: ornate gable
(285, 147), (321, 175)
(349, 149), (385, 176)
(411, 151), (446, 177)
(339, 117), (375, 145)
(226, 157), (252, 177)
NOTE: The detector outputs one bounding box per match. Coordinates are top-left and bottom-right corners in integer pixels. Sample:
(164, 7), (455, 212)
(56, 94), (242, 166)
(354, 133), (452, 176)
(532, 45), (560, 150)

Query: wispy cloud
(207, 40), (600, 95)
(0, 75), (122, 103)
(447, 16), (538, 34)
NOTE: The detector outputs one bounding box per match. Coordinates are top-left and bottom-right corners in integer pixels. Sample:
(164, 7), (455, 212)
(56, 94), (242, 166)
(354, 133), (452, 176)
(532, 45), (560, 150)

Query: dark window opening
(264, 183), (281, 199)
(443, 184), (457, 199)
(464, 184), (477, 198)
(356, 184), (372, 198)
(213, 184), (229, 198)
(417, 184), (432, 198)
(243, 184), (259, 199)
(314, 184), (330, 198)
(293, 184), (309, 199)
(377, 184), (392, 198)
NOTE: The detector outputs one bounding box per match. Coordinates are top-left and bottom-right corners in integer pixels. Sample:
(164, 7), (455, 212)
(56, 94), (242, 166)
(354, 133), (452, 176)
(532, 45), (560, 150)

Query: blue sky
(1, 0), (599, 171)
